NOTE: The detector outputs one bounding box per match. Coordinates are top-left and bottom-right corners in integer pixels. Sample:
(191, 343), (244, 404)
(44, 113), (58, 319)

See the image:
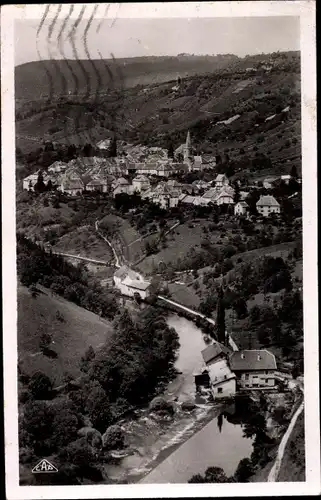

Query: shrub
(102, 424), (125, 450)
(149, 396), (175, 416)
(28, 371), (53, 400)
(234, 458), (254, 482)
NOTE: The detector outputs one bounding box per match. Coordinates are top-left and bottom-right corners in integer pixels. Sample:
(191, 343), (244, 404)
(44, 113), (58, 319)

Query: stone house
(144, 182), (181, 209)
(132, 174), (151, 193)
(234, 201), (249, 216)
(229, 350), (277, 390)
(201, 343), (237, 399)
(60, 178), (84, 195)
(214, 173), (229, 189)
(256, 195), (280, 217)
(197, 344), (277, 398)
(22, 172), (40, 191)
(113, 265), (151, 300)
(113, 177), (133, 197)
(47, 161), (68, 174)
(215, 190), (235, 206)
(86, 178), (108, 193)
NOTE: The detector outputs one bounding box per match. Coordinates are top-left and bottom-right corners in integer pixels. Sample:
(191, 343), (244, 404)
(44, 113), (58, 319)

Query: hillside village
(16, 49), (304, 487)
(22, 130), (298, 216)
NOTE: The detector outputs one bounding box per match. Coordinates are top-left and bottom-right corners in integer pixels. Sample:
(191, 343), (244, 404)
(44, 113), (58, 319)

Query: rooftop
(133, 174), (150, 182)
(127, 280), (151, 291)
(201, 342), (232, 365)
(215, 174), (227, 181)
(229, 350), (277, 371)
(114, 265), (141, 281)
(62, 179), (84, 190)
(87, 178), (107, 186)
(114, 177), (129, 186)
(256, 195), (280, 207)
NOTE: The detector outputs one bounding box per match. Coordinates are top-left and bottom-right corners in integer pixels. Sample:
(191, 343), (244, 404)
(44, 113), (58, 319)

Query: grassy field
(16, 196), (76, 240)
(18, 285), (113, 386)
(137, 220), (217, 274)
(52, 226), (113, 262)
(167, 283), (201, 309)
(231, 241), (297, 264)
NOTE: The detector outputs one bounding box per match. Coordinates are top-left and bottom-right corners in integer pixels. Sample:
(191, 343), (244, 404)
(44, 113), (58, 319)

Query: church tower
(183, 130), (193, 172)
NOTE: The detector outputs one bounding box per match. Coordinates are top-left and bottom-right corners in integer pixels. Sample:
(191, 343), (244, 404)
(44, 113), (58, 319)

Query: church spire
(186, 130), (191, 150)
(184, 130), (193, 171)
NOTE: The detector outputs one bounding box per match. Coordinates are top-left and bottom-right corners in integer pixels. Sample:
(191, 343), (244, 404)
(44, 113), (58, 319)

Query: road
(267, 381), (304, 482)
(46, 249), (109, 266)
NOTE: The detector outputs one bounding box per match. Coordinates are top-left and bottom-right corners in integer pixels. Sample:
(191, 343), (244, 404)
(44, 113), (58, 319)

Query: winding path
(95, 220), (121, 268)
(267, 384), (304, 482)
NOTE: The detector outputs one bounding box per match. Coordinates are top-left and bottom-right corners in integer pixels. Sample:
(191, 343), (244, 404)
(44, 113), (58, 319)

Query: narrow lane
(267, 383), (304, 482)
(95, 220), (121, 268)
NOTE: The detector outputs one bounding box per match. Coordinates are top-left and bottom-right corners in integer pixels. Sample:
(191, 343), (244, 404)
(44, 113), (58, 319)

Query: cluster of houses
(22, 130), (289, 217)
(22, 132), (216, 195)
(195, 341), (278, 399)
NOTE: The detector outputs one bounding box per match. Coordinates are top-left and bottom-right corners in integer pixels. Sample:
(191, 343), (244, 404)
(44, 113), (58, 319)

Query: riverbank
(102, 314), (219, 483)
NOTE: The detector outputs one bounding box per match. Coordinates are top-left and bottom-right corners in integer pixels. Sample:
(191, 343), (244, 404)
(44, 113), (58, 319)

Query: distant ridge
(15, 54), (240, 100)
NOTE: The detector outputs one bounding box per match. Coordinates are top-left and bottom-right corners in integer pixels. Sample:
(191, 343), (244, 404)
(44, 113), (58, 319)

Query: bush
(234, 458), (254, 482)
(149, 396), (175, 416)
(102, 424), (125, 450)
(272, 405), (288, 426)
(28, 371), (53, 399)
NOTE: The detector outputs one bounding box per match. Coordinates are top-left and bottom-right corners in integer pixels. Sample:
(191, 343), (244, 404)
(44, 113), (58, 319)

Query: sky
(15, 16), (300, 66)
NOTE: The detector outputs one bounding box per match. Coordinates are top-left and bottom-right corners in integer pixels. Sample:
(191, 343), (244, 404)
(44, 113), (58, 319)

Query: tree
(84, 381), (112, 433)
(52, 409), (79, 448)
(204, 466), (229, 483)
(243, 413), (267, 440)
(272, 405), (287, 426)
(22, 400), (55, 454)
(216, 286), (226, 343)
(34, 172), (46, 194)
(234, 458), (254, 482)
(168, 141), (174, 159)
(290, 164), (298, 179)
(233, 297), (248, 319)
(102, 424), (125, 450)
(188, 466), (229, 483)
(80, 345), (95, 373)
(62, 437), (97, 470)
(108, 136), (117, 158)
(83, 143), (93, 157)
(28, 371), (53, 399)
(234, 182), (240, 203)
(188, 473), (206, 483)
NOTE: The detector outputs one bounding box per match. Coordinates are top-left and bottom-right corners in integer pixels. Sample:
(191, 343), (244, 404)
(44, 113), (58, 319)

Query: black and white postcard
(2, 2), (319, 498)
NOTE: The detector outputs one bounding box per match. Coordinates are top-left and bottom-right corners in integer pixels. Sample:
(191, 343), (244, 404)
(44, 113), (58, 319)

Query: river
(104, 314), (253, 484)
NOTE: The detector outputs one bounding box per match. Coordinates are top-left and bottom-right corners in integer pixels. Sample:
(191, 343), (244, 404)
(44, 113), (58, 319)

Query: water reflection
(217, 413), (223, 433)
